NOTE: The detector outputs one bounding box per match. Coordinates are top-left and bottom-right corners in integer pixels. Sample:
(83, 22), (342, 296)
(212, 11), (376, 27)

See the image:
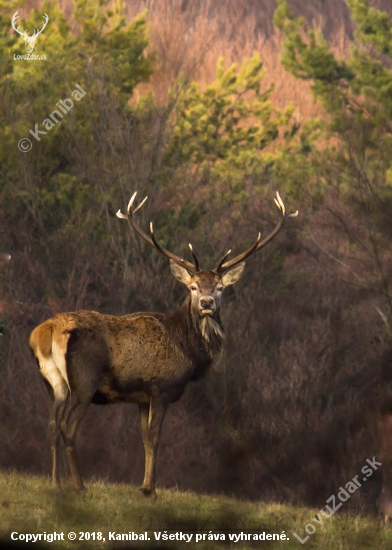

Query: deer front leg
(139, 397), (168, 497)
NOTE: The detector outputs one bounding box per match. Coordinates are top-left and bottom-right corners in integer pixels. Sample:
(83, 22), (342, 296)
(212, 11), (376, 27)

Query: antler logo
(11, 11), (49, 54)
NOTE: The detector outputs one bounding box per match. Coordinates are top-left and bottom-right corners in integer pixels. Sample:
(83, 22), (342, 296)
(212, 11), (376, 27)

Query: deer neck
(190, 303), (224, 345)
(170, 298), (224, 377)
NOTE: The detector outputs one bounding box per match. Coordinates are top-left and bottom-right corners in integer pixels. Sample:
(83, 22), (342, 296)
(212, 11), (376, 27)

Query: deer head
(169, 262), (245, 320)
(12, 11), (49, 54)
(117, 191), (298, 328)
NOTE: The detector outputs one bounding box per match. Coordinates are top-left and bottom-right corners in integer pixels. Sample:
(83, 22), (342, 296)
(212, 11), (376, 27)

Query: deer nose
(200, 298), (214, 310)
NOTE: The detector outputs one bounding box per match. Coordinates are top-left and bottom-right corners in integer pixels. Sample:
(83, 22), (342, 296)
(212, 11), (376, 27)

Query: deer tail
(29, 316), (76, 399)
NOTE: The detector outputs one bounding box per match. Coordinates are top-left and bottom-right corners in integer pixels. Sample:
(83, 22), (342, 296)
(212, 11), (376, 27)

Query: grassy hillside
(3, 0), (392, 533)
(0, 471), (391, 549)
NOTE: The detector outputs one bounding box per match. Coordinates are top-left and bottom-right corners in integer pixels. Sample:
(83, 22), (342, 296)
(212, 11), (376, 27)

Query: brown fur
(30, 316), (77, 359)
(29, 190), (294, 494)
(29, 266), (244, 495)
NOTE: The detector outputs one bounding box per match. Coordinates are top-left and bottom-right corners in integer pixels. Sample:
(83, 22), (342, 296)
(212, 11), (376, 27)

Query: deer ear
(170, 260), (193, 284)
(221, 262), (245, 286)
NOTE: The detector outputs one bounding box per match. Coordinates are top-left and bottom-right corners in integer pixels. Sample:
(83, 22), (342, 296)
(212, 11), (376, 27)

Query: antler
(11, 11), (27, 37)
(117, 192), (200, 274)
(214, 192), (298, 274)
(11, 11), (48, 37)
(12, 11), (49, 53)
(33, 13), (49, 37)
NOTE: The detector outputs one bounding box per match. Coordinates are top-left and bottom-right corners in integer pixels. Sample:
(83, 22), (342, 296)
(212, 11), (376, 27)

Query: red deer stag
(29, 191), (298, 495)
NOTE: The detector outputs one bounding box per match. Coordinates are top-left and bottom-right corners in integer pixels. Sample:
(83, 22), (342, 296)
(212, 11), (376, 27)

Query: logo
(11, 10), (48, 54)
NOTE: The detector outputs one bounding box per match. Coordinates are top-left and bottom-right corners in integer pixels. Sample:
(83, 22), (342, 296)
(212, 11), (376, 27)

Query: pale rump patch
(35, 346), (68, 400)
(30, 316), (75, 398)
(51, 334), (71, 391)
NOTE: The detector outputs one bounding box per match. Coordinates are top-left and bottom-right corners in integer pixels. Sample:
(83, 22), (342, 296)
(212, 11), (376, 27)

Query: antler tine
(117, 191), (196, 273)
(214, 249), (232, 273)
(214, 234), (261, 274)
(11, 11), (25, 36)
(133, 195), (147, 213)
(149, 223), (196, 272)
(116, 192), (153, 248)
(31, 13), (49, 37)
(216, 192), (298, 274)
(188, 243), (200, 272)
(36, 13), (49, 35)
(274, 191), (298, 219)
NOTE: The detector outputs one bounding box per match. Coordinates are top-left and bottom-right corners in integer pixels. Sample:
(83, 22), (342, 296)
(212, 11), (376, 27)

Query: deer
(29, 191), (298, 495)
(11, 11), (49, 54)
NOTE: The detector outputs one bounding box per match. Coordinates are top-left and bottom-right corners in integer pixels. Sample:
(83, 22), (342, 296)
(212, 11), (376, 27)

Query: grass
(1, 471), (392, 548)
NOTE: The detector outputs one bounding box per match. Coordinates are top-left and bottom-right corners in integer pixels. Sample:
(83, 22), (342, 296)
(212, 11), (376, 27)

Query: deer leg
(139, 402), (149, 455)
(139, 397), (168, 497)
(139, 402), (152, 495)
(49, 395), (67, 488)
(60, 396), (90, 491)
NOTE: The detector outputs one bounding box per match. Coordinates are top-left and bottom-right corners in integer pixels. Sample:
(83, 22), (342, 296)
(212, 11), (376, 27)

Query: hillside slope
(1, 471), (391, 549)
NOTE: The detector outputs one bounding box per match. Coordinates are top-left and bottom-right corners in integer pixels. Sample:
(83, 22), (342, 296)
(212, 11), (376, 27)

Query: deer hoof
(139, 487), (157, 498)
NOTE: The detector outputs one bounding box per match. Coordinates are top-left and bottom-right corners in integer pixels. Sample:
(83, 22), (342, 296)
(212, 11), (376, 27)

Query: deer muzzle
(199, 297), (215, 315)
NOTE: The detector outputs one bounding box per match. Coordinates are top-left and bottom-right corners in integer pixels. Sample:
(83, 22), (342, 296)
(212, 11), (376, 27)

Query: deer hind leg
(139, 397), (169, 497)
(38, 356), (69, 488)
(32, 323), (73, 488)
(59, 394), (91, 491)
(139, 403), (151, 493)
(49, 392), (68, 488)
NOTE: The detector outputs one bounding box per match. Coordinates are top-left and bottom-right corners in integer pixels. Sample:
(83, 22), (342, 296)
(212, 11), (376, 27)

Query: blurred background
(1, 0), (392, 512)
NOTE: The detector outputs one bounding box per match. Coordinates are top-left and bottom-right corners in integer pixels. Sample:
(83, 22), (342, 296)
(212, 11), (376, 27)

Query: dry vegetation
(1, 0), (392, 533)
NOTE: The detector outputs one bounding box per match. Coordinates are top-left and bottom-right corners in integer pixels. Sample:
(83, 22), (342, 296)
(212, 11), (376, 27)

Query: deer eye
(190, 285), (198, 291)
(217, 284), (223, 292)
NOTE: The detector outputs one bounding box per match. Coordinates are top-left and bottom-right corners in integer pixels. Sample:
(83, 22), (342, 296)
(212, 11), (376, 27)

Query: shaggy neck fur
(199, 315), (224, 342)
(169, 297), (224, 380)
(188, 297), (224, 346)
